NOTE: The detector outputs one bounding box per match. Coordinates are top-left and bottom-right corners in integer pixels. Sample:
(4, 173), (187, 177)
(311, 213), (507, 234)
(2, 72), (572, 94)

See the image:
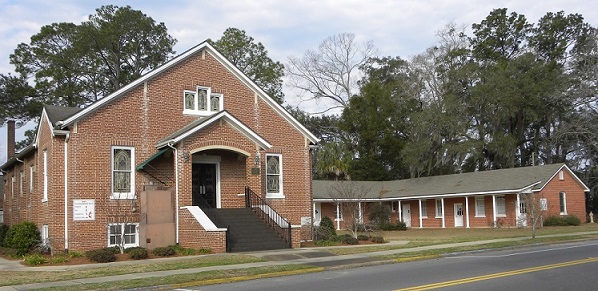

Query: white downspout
(64, 133), (69, 252)
(167, 144), (179, 244)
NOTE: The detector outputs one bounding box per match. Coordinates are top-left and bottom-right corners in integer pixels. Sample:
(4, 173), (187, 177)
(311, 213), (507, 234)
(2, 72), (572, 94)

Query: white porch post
(516, 193), (521, 225)
(492, 194), (497, 228)
(358, 202), (363, 224)
(465, 196), (470, 228)
(335, 203), (341, 230)
(398, 200), (402, 222)
(441, 198), (446, 228)
(418, 199), (423, 228)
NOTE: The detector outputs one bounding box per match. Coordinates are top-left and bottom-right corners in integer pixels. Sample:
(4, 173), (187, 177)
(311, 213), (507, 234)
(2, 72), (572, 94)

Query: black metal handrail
(245, 186), (292, 248)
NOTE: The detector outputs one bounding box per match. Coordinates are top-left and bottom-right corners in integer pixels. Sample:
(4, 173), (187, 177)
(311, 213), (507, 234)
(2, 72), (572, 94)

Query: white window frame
(475, 196), (486, 217)
(11, 175), (14, 198)
(559, 192), (567, 215)
(540, 198), (548, 211)
(435, 199), (443, 218)
(41, 225), (49, 245)
(265, 154), (284, 198)
(391, 201), (397, 213)
(107, 223), (139, 248)
(496, 196), (506, 217)
(29, 165), (34, 193)
(421, 200), (428, 218)
(111, 146), (135, 199)
(182, 86), (223, 116)
(558, 170), (564, 180)
(19, 170), (24, 197)
(42, 150), (48, 202)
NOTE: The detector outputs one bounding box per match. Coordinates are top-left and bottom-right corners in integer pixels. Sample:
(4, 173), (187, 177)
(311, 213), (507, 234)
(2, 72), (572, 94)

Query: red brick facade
(317, 167), (588, 230)
(1, 42), (317, 252)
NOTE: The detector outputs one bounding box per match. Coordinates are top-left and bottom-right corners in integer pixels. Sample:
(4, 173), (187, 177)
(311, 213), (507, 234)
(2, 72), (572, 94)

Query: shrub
(127, 247), (148, 260)
(198, 248), (212, 254)
(153, 246), (176, 257)
(562, 215), (581, 226)
(0, 223), (9, 247)
(86, 248), (116, 263)
(380, 221), (407, 231)
(544, 215), (581, 226)
(340, 234), (359, 245)
(314, 240), (339, 246)
(357, 234), (370, 241)
(368, 203), (391, 227)
(371, 236), (386, 243)
(4, 221), (40, 256)
(23, 253), (47, 265)
(316, 216), (337, 241)
(50, 256), (69, 264)
(68, 251), (84, 258)
(105, 246), (121, 254)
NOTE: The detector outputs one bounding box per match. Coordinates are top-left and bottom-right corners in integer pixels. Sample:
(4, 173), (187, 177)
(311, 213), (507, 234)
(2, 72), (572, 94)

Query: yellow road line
(395, 257), (598, 291)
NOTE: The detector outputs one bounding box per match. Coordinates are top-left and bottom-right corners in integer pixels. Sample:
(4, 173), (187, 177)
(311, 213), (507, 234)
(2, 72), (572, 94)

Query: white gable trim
(156, 111), (272, 150)
(534, 164), (591, 192)
(56, 41), (319, 144)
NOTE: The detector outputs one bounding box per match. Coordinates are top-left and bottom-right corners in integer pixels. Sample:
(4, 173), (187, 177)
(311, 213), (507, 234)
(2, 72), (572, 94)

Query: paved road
(192, 239), (598, 291)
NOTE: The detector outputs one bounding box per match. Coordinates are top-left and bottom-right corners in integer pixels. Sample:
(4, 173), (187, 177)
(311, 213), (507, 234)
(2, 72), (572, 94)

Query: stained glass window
(197, 88), (207, 110)
(113, 148), (132, 194)
(266, 155), (281, 194)
(184, 92), (195, 110)
(210, 94), (220, 111)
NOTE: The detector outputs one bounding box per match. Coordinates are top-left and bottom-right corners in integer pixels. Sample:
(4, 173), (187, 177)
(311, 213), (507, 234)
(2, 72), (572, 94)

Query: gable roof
(155, 110), (272, 149)
(313, 164), (589, 201)
(44, 105), (82, 126)
(54, 41), (318, 144)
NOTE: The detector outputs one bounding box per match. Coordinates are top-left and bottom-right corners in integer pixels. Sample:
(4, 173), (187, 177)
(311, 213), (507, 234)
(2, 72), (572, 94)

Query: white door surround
(454, 203), (464, 227)
(402, 204), (411, 227)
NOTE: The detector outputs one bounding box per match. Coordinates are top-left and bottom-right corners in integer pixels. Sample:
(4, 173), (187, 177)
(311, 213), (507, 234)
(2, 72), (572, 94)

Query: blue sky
(1, 0), (597, 164)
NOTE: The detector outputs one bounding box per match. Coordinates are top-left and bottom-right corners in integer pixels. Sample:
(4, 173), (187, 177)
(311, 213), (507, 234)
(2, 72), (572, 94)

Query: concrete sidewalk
(1, 231), (597, 290)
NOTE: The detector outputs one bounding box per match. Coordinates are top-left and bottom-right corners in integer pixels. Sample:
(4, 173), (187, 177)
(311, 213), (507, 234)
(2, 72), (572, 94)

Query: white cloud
(1, 0), (597, 164)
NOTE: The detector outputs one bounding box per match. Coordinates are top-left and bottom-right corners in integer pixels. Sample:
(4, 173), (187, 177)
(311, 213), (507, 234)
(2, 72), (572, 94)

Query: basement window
(108, 223), (139, 248)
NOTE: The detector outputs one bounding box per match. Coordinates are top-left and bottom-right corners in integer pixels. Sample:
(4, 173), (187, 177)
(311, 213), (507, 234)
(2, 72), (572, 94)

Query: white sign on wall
(73, 199), (95, 221)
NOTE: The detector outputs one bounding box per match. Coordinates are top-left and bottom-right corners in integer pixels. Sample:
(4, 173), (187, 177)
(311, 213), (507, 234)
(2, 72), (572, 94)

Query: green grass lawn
(1, 224), (597, 289)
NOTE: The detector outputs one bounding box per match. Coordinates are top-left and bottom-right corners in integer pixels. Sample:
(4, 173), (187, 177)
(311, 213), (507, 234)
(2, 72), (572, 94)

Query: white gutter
(167, 144), (180, 244)
(64, 133), (69, 251)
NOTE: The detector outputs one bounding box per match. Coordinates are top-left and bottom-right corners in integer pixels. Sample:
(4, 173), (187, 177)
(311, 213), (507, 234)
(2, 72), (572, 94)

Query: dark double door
(192, 163), (217, 208)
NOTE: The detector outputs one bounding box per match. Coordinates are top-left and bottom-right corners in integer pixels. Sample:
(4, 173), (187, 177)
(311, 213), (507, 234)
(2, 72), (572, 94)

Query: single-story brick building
(313, 164), (589, 229)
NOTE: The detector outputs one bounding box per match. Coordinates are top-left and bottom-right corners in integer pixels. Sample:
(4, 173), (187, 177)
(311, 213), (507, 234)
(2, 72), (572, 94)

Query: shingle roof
(44, 105), (82, 127)
(313, 164), (579, 200)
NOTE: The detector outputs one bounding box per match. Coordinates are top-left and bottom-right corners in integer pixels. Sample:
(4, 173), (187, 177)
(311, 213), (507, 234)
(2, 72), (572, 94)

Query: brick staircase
(214, 208), (290, 252)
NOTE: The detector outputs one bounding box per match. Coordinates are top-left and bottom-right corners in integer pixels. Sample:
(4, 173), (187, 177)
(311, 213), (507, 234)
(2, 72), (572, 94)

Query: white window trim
(559, 192), (567, 215)
(558, 170), (564, 180)
(107, 223), (139, 248)
(475, 196), (486, 217)
(183, 86), (223, 116)
(540, 198), (548, 211)
(11, 175), (14, 198)
(19, 171), (24, 197)
(435, 199), (443, 218)
(29, 165), (34, 193)
(496, 196), (506, 217)
(421, 200), (428, 218)
(42, 150), (48, 202)
(41, 225), (49, 245)
(111, 146), (135, 199)
(265, 153), (284, 198)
